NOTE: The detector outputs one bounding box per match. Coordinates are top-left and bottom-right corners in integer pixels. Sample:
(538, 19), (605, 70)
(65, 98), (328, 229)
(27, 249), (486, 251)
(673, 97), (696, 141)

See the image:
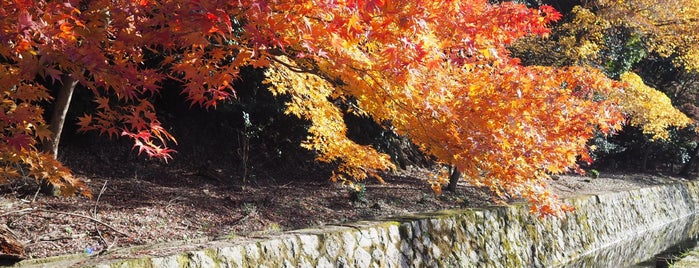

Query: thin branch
(92, 181), (111, 252)
(92, 181), (108, 217)
(0, 207), (37, 217)
(36, 209), (130, 237)
(654, 18), (698, 27)
(33, 234), (87, 242)
(268, 54), (312, 73)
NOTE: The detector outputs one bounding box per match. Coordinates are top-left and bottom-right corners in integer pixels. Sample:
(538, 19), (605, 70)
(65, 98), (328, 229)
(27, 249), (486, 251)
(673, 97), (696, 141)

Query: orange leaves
(539, 5), (562, 22)
(0, 81), (90, 197)
(248, 1), (625, 216)
(0, 0), (640, 214)
(347, 0), (386, 12)
(57, 21), (76, 41)
(25, 153), (92, 198)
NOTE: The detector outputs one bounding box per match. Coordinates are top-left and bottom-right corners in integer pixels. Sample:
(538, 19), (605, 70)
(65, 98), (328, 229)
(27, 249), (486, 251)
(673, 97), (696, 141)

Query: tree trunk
(43, 75), (78, 159)
(446, 166), (461, 192)
(40, 75), (78, 196)
(679, 144), (699, 178)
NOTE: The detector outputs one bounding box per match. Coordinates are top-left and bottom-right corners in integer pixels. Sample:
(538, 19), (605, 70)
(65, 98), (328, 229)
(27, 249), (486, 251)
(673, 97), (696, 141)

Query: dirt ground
(0, 130), (690, 262)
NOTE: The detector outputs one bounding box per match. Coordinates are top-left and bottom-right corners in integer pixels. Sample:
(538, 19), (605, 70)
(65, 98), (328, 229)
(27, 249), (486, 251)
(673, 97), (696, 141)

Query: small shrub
(347, 182), (367, 203)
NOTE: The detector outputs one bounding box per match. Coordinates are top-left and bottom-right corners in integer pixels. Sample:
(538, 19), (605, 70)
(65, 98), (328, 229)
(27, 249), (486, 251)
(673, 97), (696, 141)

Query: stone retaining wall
(17, 181), (699, 267)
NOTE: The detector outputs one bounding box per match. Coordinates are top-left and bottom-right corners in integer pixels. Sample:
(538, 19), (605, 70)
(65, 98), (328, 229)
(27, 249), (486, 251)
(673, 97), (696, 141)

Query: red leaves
(12, 0), (35, 10)
(347, 0), (385, 12)
(122, 130), (176, 161)
(16, 9), (34, 34)
(539, 5), (562, 22)
(79, 96), (177, 161)
(5, 134), (32, 151)
(77, 114), (95, 132)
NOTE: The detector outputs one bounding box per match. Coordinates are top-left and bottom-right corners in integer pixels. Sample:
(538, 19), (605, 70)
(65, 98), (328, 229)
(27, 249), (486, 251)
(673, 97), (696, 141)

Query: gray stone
(400, 240), (413, 258)
(283, 237), (300, 257)
(388, 225), (401, 242)
(245, 243), (260, 262)
(299, 234), (320, 258)
(413, 237), (424, 253)
(20, 179), (699, 268)
(468, 248), (479, 263)
(399, 256), (411, 268)
(431, 244), (441, 259)
(429, 219), (441, 232)
(358, 228), (375, 248)
(260, 239), (284, 260)
(419, 219), (429, 235)
(401, 223), (413, 238)
(150, 255), (181, 267)
(218, 246), (245, 267)
(190, 251), (215, 267)
(385, 241), (401, 263)
(412, 221), (422, 238)
(336, 257), (349, 267)
(354, 247), (372, 268)
(411, 252), (424, 267)
(342, 231), (357, 254)
(376, 227), (389, 244)
(324, 235), (341, 258)
(298, 256), (314, 268)
(420, 235), (431, 252)
(281, 259), (296, 268)
(317, 256), (333, 268)
(371, 248), (385, 261)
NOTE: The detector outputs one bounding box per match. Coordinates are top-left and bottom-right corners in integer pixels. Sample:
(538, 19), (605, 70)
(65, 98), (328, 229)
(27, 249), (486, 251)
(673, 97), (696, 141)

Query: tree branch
(35, 209), (130, 237)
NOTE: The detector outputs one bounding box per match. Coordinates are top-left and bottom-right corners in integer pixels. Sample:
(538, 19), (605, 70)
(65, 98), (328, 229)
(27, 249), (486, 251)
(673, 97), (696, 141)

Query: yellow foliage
(509, 6), (610, 67)
(559, 6), (611, 64)
(614, 72), (694, 139)
(594, 0), (699, 70)
(513, 4), (695, 143)
(264, 57), (395, 182)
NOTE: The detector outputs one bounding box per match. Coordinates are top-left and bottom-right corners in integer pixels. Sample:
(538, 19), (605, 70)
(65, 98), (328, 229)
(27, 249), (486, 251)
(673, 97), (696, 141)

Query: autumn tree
(588, 0), (699, 174)
(510, 3), (695, 171)
(2, 0), (682, 215)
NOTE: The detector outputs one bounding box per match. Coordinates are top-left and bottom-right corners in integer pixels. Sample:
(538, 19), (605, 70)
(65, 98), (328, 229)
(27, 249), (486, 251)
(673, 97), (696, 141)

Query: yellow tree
(593, 0), (699, 70)
(511, 4), (693, 141)
(581, 0), (699, 171)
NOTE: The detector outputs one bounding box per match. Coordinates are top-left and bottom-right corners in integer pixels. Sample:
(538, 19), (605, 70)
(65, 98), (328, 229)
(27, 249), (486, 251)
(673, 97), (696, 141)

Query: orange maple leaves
(251, 0), (625, 215)
(0, 0), (661, 216)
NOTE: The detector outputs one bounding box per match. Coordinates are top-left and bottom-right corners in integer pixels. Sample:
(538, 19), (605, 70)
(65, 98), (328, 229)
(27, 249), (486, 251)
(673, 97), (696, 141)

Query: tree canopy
(0, 0), (694, 215)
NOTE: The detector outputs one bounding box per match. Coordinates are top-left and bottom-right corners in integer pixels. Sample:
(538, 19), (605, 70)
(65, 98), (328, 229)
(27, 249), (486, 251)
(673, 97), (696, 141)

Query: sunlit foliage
(3, 0), (686, 215)
(616, 72), (693, 140)
(595, 0), (699, 71)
